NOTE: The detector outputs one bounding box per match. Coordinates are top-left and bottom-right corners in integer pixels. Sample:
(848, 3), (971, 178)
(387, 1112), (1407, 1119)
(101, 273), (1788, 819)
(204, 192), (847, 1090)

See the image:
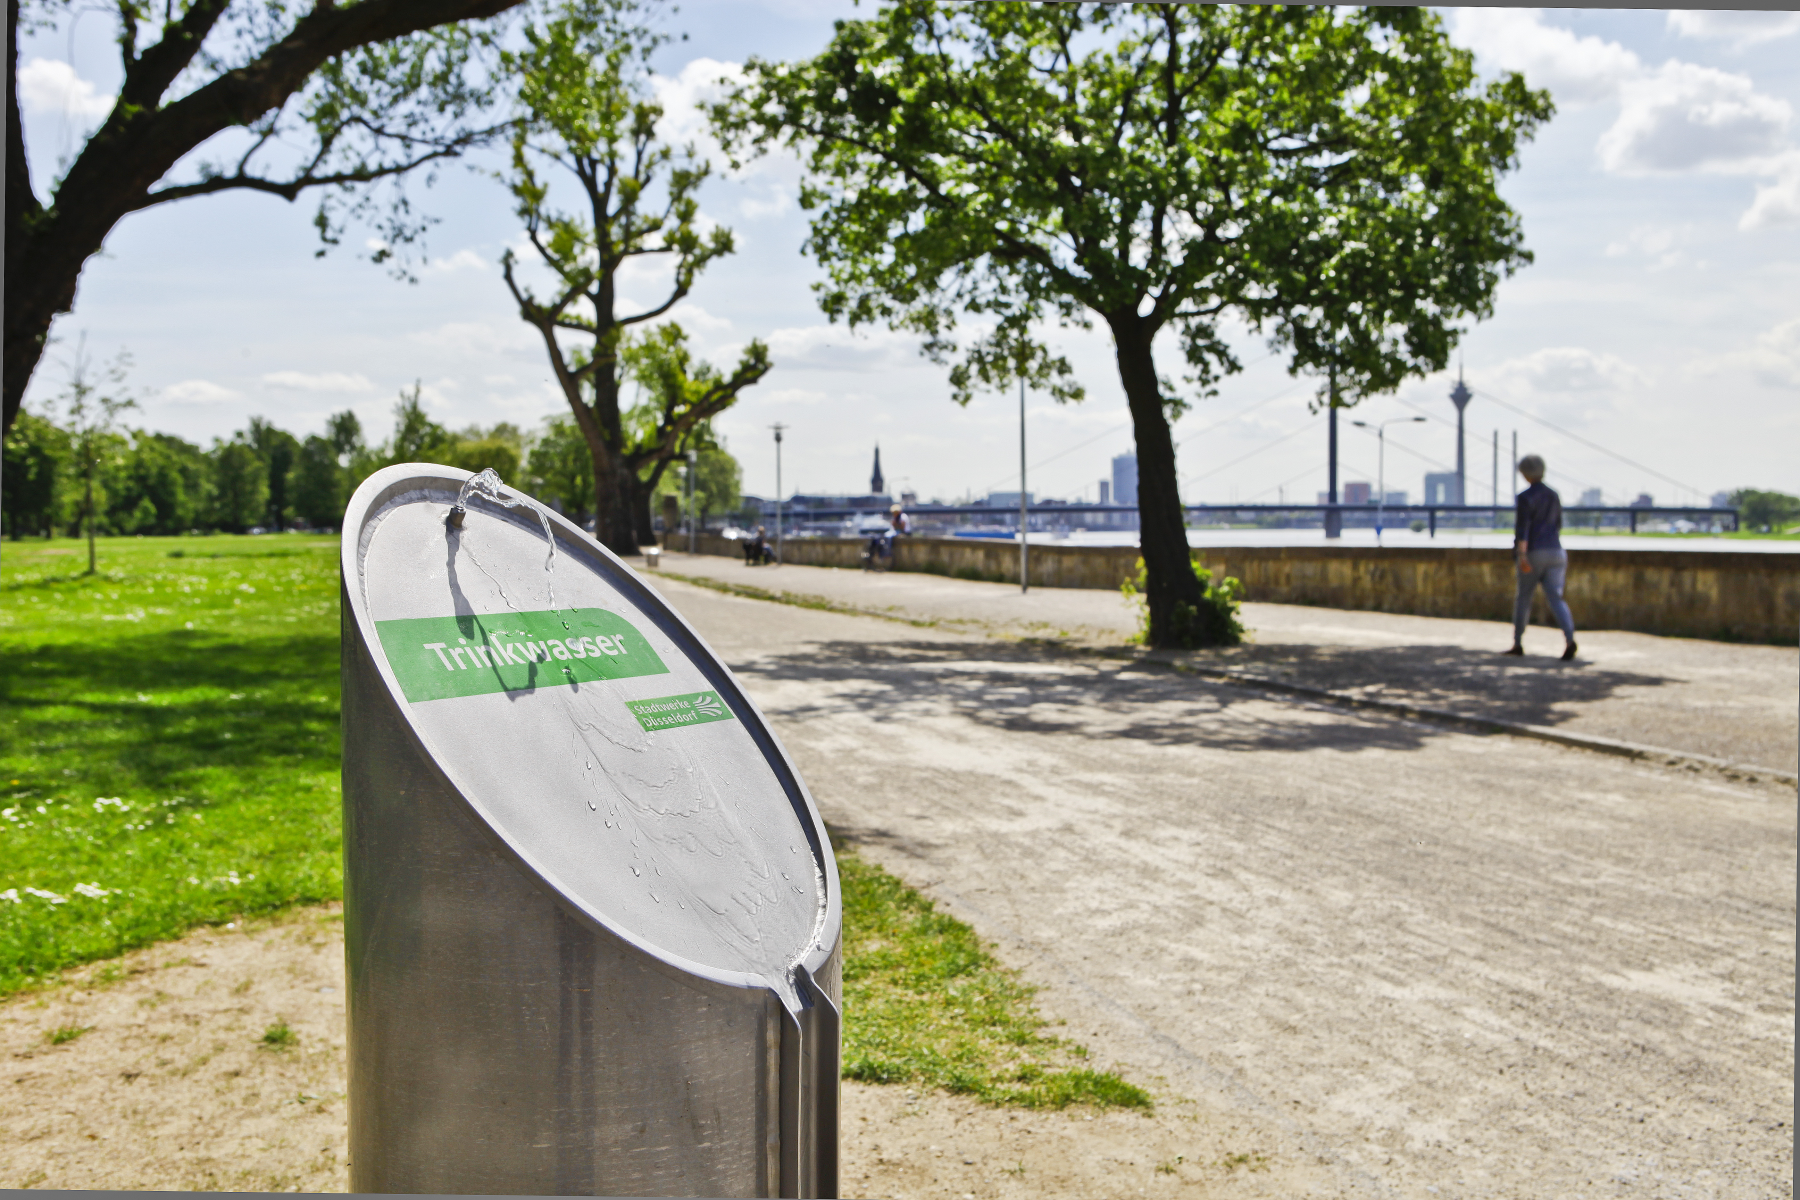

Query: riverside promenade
(647, 553), (1798, 775)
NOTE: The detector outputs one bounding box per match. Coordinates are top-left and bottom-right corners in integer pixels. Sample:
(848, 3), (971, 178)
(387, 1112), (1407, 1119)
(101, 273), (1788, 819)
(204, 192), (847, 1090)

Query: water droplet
(585, 760), (593, 770)
(585, 800), (597, 812)
(630, 865), (640, 876)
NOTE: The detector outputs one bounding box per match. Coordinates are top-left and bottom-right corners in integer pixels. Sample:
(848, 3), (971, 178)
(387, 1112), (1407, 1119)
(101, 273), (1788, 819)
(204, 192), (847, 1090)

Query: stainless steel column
(341, 465), (840, 1196)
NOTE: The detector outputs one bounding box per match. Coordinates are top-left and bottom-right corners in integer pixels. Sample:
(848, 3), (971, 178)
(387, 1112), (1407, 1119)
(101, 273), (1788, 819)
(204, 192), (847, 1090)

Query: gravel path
(672, 576), (1795, 1199)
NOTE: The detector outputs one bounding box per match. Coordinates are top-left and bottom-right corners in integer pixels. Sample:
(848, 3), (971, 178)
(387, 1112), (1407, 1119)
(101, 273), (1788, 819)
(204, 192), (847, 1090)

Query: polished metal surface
(341, 465), (841, 1197)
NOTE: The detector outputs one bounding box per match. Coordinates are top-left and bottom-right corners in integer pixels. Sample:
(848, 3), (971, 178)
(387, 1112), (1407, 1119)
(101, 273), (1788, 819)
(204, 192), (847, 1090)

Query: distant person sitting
(889, 504), (910, 536)
(1505, 455), (1577, 661)
(744, 526), (774, 565)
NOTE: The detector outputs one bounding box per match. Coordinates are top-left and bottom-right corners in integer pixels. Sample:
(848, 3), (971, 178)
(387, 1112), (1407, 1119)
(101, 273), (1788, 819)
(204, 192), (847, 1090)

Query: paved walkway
(656, 576), (1796, 1200)
(645, 553), (1799, 773)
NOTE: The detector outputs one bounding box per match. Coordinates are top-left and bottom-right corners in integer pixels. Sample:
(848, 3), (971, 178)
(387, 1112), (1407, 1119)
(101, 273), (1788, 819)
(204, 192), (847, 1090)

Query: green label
(375, 609), (669, 703)
(625, 690), (737, 732)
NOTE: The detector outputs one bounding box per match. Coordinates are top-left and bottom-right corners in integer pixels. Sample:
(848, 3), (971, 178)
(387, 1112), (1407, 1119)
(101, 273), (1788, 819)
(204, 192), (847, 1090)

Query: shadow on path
(732, 638), (1670, 757)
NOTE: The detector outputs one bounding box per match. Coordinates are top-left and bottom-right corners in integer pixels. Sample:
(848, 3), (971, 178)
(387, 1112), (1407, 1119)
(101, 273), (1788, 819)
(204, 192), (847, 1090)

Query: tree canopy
(717, 2), (1553, 646)
(499, 1), (767, 553)
(5, 0), (531, 435)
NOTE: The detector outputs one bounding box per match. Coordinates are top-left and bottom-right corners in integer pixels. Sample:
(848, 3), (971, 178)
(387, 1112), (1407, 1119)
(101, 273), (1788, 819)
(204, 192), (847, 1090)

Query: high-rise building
(1579, 487), (1604, 507)
(1384, 490), (1408, 506)
(1111, 453), (1138, 506)
(1098, 480), (1111, 504)
(1344, 481), (1372, 505)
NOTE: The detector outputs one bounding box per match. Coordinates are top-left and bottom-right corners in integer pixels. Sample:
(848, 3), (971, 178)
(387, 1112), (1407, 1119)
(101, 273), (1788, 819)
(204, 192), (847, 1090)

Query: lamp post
(1019, 377), (1028, 595)
(770, 423), (787, 565)
(1352, 416), (1427, 543)
(685, 447), (699, 555)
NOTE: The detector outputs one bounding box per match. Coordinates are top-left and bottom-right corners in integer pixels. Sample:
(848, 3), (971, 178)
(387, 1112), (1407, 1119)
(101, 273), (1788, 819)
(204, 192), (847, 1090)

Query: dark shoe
(1561, 641), (1578, 661)
(1502, 645), (1524, 656)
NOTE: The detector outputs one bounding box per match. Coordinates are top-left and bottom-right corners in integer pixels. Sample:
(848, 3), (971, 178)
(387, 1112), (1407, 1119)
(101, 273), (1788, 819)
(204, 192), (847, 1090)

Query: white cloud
(1745, 318), (1800, 388)
(159, 379), (240, 405)
(1492, 347), (1647, 394)
(760, 324), (926, 371)
(1453, 10), (1799, 228)
(425, 248), (489, 273)
(663, 302), (735, 338)
(408, 321), (538, 359)
(651, 58), (742, 153)
(1598, 60), (1791, 174)
(1666, 10), (1800, 50)
(18, 58), (114, 121)
(1604, 222), (1698, 269)
(1739, 151), (1800, 230)
(261, 370), (375, 393)
(1451, 9), (1641, 107)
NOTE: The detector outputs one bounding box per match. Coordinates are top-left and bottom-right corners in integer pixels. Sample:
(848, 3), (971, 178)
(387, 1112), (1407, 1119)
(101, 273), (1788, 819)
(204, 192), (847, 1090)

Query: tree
(384, 381), (454, 463)
(293, 435), (345, 530)
(210, 439), (268, 533)
(499, 2), (765, 554)
(651, 440), (741, 531)
(447, 421), (526, 482)
(717, 3), (1552, 646)
(108, 431), (208, 534)
(1729, 489), (1800, 534)
(51, 341), (137, 572)
(4, 0), (532, 436)
(246, 417), (300, 530)
(621, 323), (767, 542)
(525, 415), (595, 524)
(1, 409), (66, 538)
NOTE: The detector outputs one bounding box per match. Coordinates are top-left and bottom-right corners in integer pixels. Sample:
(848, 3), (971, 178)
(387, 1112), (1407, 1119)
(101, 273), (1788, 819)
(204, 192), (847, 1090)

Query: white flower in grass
(0, 889), (19, 903)
(73, 883), (115, 899)
(24, 887), (67, 905)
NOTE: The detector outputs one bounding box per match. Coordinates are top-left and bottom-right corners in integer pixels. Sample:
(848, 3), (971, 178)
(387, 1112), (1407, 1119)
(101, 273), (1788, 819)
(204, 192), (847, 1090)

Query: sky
(14, 5), (1800, 510)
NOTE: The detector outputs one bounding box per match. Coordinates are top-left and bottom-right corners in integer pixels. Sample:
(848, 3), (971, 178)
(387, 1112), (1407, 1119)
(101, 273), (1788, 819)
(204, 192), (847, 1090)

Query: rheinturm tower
(871, 444), (885, 494)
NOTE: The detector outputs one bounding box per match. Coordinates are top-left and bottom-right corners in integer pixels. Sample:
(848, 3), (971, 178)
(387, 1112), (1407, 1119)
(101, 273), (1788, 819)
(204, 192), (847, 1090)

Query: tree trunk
(1108, 313), (1203, 648)
(3, 0), (526, 435)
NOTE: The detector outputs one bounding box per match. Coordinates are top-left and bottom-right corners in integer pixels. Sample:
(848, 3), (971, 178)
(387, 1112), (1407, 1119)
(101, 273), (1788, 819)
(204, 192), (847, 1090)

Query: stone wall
(679, 534), (1800, 644)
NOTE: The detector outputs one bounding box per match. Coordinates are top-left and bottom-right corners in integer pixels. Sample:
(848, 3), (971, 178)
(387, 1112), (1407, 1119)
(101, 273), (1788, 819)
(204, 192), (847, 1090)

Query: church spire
(871, 444), (885, 494)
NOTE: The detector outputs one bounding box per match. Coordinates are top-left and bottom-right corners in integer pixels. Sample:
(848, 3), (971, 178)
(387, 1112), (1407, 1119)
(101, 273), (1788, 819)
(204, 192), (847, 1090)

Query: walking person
(1505, 455), (1577, 660)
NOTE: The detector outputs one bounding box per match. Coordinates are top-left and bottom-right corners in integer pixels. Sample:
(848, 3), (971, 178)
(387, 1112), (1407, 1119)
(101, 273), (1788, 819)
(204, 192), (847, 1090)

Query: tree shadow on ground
(0, 629), (340, 793)
(730, 637), (1671, 757)
(1205, 637), (1671, 728)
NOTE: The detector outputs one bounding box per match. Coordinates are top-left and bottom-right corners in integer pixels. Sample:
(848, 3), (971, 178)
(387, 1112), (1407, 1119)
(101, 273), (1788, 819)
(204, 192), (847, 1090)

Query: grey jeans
(1514, 548), (1575, 641)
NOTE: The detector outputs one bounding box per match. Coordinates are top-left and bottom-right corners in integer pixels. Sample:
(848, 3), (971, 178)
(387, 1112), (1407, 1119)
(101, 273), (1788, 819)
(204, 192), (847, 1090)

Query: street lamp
(1352, 416), (1428, 543)
(769, 424), (787, 565)
(684, 447), (699, 555)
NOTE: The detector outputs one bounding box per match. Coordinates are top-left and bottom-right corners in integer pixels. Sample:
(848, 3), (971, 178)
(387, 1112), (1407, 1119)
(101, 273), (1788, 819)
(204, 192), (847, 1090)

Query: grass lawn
(1, 535), (343, 996)
(1, 534), (1146, 1109)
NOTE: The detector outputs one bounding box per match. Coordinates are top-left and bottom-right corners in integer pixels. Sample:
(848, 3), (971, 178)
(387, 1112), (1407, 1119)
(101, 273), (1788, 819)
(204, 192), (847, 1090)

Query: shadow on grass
(0, 628), (342, 996)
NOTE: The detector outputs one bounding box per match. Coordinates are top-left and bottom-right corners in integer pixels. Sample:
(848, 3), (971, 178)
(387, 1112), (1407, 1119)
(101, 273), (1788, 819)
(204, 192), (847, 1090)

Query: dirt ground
(1, 909), (1324, 1197)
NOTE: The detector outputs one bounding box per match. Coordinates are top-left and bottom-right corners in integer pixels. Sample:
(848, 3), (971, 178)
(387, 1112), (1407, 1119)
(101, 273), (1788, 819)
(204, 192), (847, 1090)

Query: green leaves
(718, 2), (1552, 412)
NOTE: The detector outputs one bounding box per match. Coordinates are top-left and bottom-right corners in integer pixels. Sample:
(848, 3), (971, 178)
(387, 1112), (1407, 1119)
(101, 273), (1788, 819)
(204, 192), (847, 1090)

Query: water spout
(450, 468), (558, 607)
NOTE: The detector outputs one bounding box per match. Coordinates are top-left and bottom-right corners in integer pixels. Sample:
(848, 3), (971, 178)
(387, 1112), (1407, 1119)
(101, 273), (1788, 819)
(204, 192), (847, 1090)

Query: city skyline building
(1450, 371), (1473, 506)
(1112, 453), (1138, 507)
